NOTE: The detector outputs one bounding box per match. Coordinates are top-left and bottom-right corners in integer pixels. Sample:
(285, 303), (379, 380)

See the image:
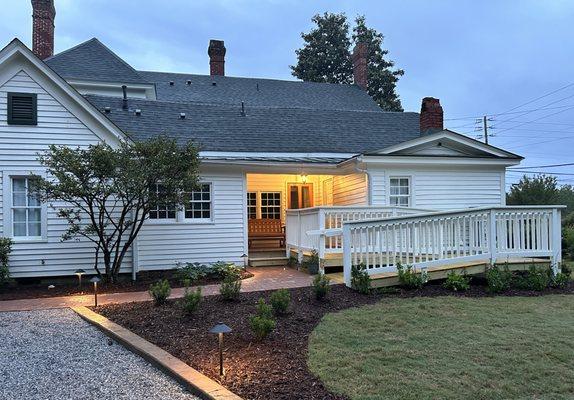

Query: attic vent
(7, 93), (37, 125)
(179, 113), (186, 119)
(169, 81), (174, 86)
(104, 106), (111, 114)
(186, 80), (192, 85)
(211, 82), (217, 86)
(135, 109), (142, 116)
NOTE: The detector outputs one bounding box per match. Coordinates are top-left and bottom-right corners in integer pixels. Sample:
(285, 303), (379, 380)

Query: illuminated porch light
(209, 322), (232, 376)
(300, 174), (308, 184)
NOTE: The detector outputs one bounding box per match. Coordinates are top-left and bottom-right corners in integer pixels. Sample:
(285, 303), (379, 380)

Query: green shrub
(287, 254), (299, 268)
(562, 227), (574, 260)
(561, 262), (572, 277)
(220, 274), (241, 301)
(0, 237), (13, 287)
(396, 262), (425, 290)
(374, 286), (400, 295)
(176, 262), (210, 284)
(514, 265), (551, 291)
(212, 261), (242, 280)
(181, 287), (202, 314)
(351, 263), (371, 294)
(304, 250), (320, 275)
(270, 289), (290, 315)
(486, 264), (513, 293)
(551, 272), (570, 289)
(149, 279), (171, 305)
(312, 273), (331, 300)
(443, 271), (471, 292)
(250, 298), (276, 340)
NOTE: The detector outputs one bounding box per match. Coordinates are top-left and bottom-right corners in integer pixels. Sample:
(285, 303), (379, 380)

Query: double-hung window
(247, 192), (257, 219)
(389, 177), (410, 207)
(11, 177), (42, 237)
(260, 192), (281, 219)
(148, 184), (176, 219)
(185, 183), (212, 220)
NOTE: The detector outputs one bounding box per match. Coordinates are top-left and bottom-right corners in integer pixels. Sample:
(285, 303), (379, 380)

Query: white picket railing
(341, 206), (564, 286)
(285, 206), (431, 260)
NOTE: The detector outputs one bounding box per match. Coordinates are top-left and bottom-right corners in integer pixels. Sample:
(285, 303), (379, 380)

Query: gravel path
(0, 308), (200, 400)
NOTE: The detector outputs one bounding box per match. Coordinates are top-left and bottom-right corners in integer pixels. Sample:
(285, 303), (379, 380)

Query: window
(389, 177), (410, 207)
(247, 192), (257, 219)
(185, 183), (212, 219)
(260, 192), (281, 219)
(149, 184), (176, 219)
(11, 177), (42, 237)
(8, 93), (37, 125)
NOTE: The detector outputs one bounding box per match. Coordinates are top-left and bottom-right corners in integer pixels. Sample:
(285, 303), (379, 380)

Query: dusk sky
(3, 1), (573, 188)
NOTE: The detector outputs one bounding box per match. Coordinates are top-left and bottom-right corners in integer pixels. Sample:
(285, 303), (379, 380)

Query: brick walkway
(0, 267), (314, 312)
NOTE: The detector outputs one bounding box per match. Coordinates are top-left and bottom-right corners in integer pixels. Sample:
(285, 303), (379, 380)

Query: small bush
(443, 271), (471, 292)
(250, 298), (276, 340)
(0, 237), (13, 287)
(561, 262), (572, 277)
(212, 261), (242, 280)
(176, 262), (210, 284)
(287, 254), (299, 268)
(312, 273), (331, 300)
(551, 272), (570, 289)
(514, 265), (551, 291)
(149, 279), (171, 306)
(351, 263), (371, 294)
(304, 250), (320, 275)
(486, 264), (512, 293)
(270, 289), (290, 315)
(374, 286), (400, 295)
(220, 274), (242, 301)
(181, 287), (202, 314)
(396, 262), (425, 290)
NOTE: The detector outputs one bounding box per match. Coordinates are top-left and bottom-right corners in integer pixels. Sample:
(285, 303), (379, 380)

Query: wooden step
(249, 257), (288, 267)
(250, 250), (286, 259)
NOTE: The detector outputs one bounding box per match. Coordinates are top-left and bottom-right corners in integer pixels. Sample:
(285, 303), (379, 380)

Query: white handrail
(342, 206), (564, 287)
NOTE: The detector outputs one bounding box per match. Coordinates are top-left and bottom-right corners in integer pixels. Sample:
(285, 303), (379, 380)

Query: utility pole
(483, 115), (488, 145)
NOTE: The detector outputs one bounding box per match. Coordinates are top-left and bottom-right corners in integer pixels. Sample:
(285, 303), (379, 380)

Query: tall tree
(291, 13), (404, 111)
(352, 15), (404, 111)
(507, 175), (560, 206)
(291, 12), (353, 84)
(35, 137), (200, 282)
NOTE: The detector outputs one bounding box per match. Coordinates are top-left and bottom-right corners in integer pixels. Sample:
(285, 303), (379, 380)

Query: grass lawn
(308, 295), (574, 400)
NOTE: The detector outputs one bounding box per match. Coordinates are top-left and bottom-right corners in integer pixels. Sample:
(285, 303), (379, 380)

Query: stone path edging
(72, 306), (242, 400)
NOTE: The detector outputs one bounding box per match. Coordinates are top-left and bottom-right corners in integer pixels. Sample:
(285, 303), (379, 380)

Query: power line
(507, 170), (574, 176)
(497, 82), (574, 115)
(509, 162), (574, 169)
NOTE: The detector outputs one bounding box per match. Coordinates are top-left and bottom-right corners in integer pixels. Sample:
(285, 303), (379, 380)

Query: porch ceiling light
(300, 174), (308, 184)
(210, 322), (232, 376)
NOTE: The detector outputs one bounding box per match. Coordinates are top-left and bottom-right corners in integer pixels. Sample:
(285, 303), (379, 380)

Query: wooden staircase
(249, 250), (288, 267)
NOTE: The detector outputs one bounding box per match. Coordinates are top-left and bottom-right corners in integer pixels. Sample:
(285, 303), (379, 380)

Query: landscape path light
(90, 276), (101, 307)
(209, 322), (232, 376)
(75, 269), (86, 289)
(241, 253), (248, 270)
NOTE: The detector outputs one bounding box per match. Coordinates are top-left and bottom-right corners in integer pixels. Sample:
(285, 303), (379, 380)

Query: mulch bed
(0, 270), (253, 301)
(95, 280), (574, 400)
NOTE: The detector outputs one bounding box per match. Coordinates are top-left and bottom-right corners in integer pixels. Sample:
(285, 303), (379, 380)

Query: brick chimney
(208, 40), (226, 76)
(352, 42), (368, 90)
(420, 97), (444, 133)
(31, 0), (56, 60)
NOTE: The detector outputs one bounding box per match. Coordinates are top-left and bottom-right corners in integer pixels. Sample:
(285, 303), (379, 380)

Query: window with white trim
(247, 192), (257, 219)
(11, 177), (42, 237)
(185, 183), (212, 219)
(260, 192), (281, 219)
(389, 177), (410, 207)
(149, 184), (176, 219)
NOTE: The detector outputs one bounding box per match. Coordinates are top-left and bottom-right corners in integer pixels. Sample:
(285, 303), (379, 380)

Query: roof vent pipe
(179, 113), (186, 119)
(169, 81), (174, 86)
(240, 101), (246, 116)
(104, 106), (111, 114)
(186, 80), (192, 85)
(121, 85), (128, 110)
(134, 109), (141, 116)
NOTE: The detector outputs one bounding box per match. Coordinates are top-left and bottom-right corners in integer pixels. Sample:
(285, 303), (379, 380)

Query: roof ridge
(44, 37), (99, 62)
(84, 94), (418, 115)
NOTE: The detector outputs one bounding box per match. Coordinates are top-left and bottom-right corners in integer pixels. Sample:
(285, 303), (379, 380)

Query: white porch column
(343, 224), (352, 287)
(488, 209), (497, 266)
(551, 208), (562, 274)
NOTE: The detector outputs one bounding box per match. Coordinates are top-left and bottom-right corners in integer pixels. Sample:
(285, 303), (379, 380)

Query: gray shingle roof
(85, 95), (420, 153)
(138, 71), (382, 112)
(45, 38), (150, 84)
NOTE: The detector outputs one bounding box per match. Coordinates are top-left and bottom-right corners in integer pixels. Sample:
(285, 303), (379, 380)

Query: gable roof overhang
(0, 38), (129, 145)
(354, 129), (523, 167)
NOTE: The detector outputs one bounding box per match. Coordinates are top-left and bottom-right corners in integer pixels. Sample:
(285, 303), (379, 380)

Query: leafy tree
(291, 12), (353, 84)
(34, 137), (200, 282)
(291, 13), (404, 111)
(507, 175), (560, 206)
(352, 15), (404, 111)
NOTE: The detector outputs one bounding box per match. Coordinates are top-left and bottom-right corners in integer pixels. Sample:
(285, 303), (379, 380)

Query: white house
(0, 1), (563, 283)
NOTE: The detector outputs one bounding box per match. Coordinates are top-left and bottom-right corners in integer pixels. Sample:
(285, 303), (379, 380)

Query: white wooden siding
(0, 70), (132, 277)
(136, 170), (247, 270)
(368, 165), (505, 210)
(332, 173), (368, 206)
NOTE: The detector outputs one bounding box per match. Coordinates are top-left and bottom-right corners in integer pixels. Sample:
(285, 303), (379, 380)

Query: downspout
(353, 156), (372, 206)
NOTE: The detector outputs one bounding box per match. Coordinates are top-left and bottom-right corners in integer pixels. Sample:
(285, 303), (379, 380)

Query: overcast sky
(2, 1), (573, 188)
